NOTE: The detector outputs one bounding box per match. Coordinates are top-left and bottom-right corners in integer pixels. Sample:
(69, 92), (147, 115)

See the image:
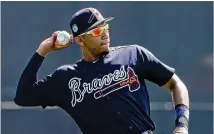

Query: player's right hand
(36, 31), (72, 57)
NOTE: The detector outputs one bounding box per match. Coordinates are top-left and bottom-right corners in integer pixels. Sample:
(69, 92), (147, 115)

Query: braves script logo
(68, 66), (140, 107)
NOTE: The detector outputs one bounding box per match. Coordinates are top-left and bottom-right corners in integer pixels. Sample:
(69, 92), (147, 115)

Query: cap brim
(88, 16), (114, 30)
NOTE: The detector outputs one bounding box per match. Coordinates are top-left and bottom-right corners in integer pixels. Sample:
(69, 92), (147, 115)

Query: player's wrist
(36, 48), (49, 57)
(173, 126), (188, 134)
(174, 104), (189, 130)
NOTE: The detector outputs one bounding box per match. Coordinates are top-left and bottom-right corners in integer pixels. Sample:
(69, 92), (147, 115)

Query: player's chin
(100, 43), (110, 52)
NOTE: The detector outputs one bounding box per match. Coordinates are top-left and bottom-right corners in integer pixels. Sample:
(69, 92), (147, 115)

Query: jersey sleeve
(135, 45), (175, 86)
(33, 69), (63, 108)
(14, 52), (63, 109)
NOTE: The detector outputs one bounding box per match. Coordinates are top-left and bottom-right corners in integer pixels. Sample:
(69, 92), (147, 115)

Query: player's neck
(81, 49), (101, 62)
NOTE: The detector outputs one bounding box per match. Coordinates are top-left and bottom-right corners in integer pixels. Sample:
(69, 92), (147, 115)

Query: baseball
(56, 31), (71, 46)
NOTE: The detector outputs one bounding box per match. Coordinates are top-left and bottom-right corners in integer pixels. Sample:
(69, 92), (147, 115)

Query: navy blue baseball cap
(70, 7), (114, 37)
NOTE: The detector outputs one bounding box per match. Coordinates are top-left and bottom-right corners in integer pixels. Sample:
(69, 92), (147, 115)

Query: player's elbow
(14, 97), (28, 106)
(14, 91), (41, 107)
(14, 89), (27, 106)
(13, 94), (34, 107)
(14, 98), (23, 106)
(14, 86), (37, 106)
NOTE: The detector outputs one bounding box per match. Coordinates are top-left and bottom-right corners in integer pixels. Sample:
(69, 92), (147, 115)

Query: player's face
(81, 23), (110, 54)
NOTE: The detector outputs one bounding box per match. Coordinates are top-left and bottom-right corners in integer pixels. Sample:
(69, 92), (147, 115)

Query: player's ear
(74, 36), (84, 47)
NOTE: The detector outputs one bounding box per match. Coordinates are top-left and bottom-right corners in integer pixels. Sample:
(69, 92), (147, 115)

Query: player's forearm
(170, 79), (189, 108)
(163, 74), (189, 108)
(14, 52), (44, 105)
(166, 74), (190, 130)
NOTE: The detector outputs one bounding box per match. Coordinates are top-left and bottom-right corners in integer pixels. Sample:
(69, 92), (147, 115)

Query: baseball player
(14, 7), (190, 134)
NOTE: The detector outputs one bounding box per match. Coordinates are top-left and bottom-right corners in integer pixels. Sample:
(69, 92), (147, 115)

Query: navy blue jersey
(14, 45), (175, 134)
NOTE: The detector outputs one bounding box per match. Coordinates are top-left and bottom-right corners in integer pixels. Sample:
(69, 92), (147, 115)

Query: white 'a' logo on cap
(72, 24), (78, 33)
(88, 14), (95, 23)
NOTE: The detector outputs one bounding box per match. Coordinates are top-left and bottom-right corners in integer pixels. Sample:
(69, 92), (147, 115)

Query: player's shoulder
(110, 44), (154, 60)
(110, 44), (138, 50)
(56, 63), (79, 73)
(110, 44), (146, 53)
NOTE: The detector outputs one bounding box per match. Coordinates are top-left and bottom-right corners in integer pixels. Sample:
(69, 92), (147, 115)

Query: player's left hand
(172, 127), (188, 134)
